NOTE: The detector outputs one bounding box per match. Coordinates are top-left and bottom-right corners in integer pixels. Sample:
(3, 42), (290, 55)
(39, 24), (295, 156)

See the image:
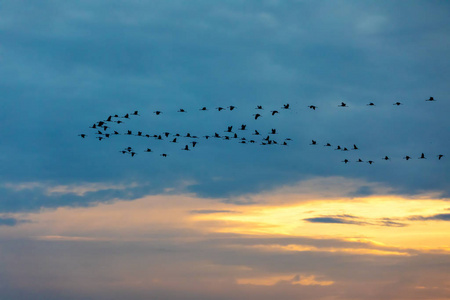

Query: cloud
(303, 214), (407, 227)
(408, 213), (450, 222)
(190, 209), (239, 214)
(0, 216), (30, 226)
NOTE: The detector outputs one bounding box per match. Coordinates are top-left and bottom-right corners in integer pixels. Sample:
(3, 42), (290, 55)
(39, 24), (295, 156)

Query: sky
(1, 0), (449, 299)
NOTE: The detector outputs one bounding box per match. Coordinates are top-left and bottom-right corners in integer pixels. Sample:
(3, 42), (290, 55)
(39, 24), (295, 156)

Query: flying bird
(228, 106), (236, 111)
(418, 153), (426, 159)
(437, 154), (444, 160)
(426, 97), (435, 101)
(393, 102), (402, 106)
(338, 102), (348, 107)
(271, 110), (279, 115)
(282, 103), (290, 109)
(308, 105), (317, 110)
(253, 113), (262, 120)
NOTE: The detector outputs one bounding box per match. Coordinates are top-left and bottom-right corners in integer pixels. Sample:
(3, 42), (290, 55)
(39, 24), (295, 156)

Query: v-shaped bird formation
(79, 98), (445, 164)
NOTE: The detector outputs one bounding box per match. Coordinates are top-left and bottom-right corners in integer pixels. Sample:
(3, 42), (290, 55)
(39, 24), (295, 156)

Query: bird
(324, 143), (332, 147)
(352, 144), (358, 150)
(342, 147), (349, 151)
(199, 107), (207, 111)
(342, 159), (349, 164)
(404, 156), (411, 160)
(310, 140), (317, 145)
(105, 116), (112, 122)
(282, 103), (290, 109)
(171, 138), (177, 143)
(145, 148), (152, 152)
(271, 110), (279, 115)
(130, 152), (136, 157)
(78, 134), (87, 138)
(256, 105), (263, 110)
(335, 145), (341, 150)
(228, 106), (236, 111)
(418, 153), (426, 159)
(132, 111), (140, 116)
(382, 156), (390, 161)
(367, 102), (375, 106)
(426, 97), (435, 101)
(270, 129), (277, 134)
(154, 111), (162, 115)
(122, 114), (129, 119)
(182, 145), (190, 151)
(308, 105), (317, 110)
(239, 124), (247, 130)
(253, 113), (262, 120)
(253, 130), (260, 135)
(216, 107), (225, 111)
(338, 102), (348, 107)
(191, 141), (197, 147)
(393, 102), (402, 106)
(178, 108), (186, 112)
(367, 160), (374, 164)
(437, 154), (444, 160)
(225, 126), (233, 133)
(356, 158), (363, 162)
(161, 153), (168, 157)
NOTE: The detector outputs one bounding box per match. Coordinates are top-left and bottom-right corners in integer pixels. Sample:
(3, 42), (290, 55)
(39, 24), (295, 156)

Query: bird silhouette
(404, 156), (411, 160)
(418, 153), (426, 159)
(352, 144), (358, 150)
(253, 130), (260, 135)
(161, 153), (168, 157)
(310, 140), (317, 145)
(338, 102), (348, 107)
(145, 148), (152, 152)
(393, 102), (402, 106)
(216, 107), (225, 111)
(382, 156), (390, 161)
(225, 126), (233, 133)
(308, 105), (317, 110)
(426, 97), (435, 101)
(228, 106), (236, 111)
(270, 129), (277, 134)
(253, 113), (262, 120)
(78, 134), (87, 138)
(154, 111), (162, 115)
(357, 158), (363, 162)
(335, 145), (341, 150)
(271, 110), (279, 115)
(200, 107), (207, 111)
(132, 111), (140, 116)
(342, 159), (349, 164)
(182, 145), (190, 151)
(178, 108), (186, 112)
(256, 105), (263, 110)
(324, 143), (332, 147)
(367, 102), (375, 106)
(282, 103), (290, 109)
(437, 154), (444, 160)
(367, 160), (374, 164)
(171, 138), (177, 143)
(239, 124), (247, 130)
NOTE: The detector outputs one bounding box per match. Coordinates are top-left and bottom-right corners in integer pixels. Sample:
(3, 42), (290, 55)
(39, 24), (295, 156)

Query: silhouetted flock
(79, 98), (445, 164)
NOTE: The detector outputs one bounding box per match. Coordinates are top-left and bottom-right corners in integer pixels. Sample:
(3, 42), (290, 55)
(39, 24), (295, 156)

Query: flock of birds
(78, 97), (445, 164)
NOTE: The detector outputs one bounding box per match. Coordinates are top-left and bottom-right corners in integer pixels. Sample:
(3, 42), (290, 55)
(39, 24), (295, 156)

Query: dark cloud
(0, 216), (29, 226)
(304, 215), (407, 227)
(0, 0), (449, 211)
(408, 213), (450, 221)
